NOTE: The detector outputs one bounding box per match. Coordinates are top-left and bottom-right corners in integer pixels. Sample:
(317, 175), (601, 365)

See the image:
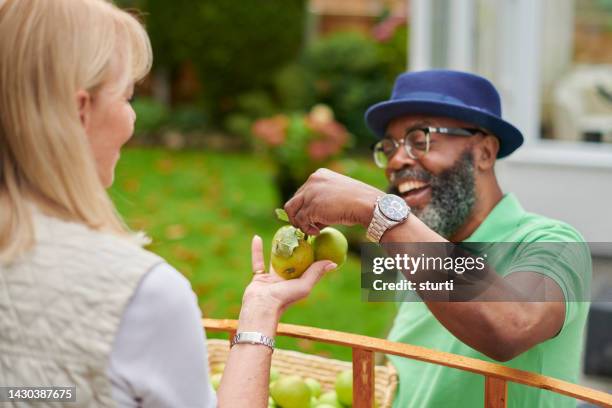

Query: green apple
(335, 370), (352, 406)
(210, 363), (225, 374)
(312, 227), (348, 269)
(270, 367), (280, 383)
(270, 376), (312, 408)
(304, 378), (322, 398)
(210, 373), (222, 391)
(271, 225), (314, 280)
(317, 391), (342, 407)
(314, 404), (339, 408)
(268, 396), (277, 407)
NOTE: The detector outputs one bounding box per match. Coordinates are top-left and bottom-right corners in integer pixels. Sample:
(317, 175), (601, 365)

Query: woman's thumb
(300, 260), (337, 285)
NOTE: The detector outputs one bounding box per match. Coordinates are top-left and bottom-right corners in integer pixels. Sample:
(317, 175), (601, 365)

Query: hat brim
(365, 99), (523, 158)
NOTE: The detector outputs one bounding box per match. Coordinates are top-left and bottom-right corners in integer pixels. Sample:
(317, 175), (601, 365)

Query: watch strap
(230, 332), (275, 350)
(367, 204), (398, 242)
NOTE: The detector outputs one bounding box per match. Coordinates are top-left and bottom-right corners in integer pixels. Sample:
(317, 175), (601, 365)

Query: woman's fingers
(300, 260), (337, 288)
(248, 234), (336, 307)
(252, 273), (282, 284)
(251, 235), (266, 274)
(278, 261), (336, 303)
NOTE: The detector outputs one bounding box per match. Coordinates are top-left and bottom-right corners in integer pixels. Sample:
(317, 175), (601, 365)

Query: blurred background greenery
(111, 0), (409, 360)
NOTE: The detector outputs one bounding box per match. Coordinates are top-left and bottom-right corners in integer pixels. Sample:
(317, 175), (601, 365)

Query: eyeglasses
(371, 126), (484, 168)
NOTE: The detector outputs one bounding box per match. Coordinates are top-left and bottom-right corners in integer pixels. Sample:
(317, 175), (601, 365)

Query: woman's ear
(475, 135), (499, 171)
(76, 89), (91, 129)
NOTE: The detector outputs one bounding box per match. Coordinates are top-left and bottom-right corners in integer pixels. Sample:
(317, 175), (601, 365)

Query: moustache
(389, 167), (432, 184)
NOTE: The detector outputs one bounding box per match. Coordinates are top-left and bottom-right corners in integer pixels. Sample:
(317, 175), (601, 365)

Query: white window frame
(408, 0), (612, 162)
(408, 0), (612, 247)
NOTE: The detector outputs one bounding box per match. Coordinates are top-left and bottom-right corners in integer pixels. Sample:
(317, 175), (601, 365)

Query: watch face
(379, 194), (409, 221)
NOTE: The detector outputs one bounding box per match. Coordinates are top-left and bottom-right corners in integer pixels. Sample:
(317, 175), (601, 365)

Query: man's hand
(284, 168), (383, 235)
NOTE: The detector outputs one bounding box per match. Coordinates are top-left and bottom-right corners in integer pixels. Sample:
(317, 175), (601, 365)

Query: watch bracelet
(367, 205), (393, 242)
(230, 331), (275, 350)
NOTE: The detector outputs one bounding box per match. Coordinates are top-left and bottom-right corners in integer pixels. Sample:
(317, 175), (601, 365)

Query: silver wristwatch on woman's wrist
(366, 194), (410, 242)
(230, 332), (275, 351)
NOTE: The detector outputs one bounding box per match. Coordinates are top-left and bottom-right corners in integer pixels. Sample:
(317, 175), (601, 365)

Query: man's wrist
(358, 191), (381, 228)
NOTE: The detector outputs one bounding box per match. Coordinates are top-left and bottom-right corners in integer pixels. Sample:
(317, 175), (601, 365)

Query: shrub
(142, 0), (306, 120)
(132, 97), (170, 137)
(300, 32), (396, 150)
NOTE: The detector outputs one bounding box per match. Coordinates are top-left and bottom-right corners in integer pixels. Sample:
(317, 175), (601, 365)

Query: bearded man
(284, 70), (590, 407)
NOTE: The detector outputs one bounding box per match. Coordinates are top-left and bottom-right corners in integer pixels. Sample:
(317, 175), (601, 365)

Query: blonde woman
(0, 0), (336, 407)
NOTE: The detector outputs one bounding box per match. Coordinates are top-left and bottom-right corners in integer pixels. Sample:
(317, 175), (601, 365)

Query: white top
(108, 263), (217, 407)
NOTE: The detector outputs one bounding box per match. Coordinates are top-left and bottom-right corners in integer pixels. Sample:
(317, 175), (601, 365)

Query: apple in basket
(316, 390), (343, 407)
(304, 377), (321, 398)
(270, 375), (311, 408)
(270, 367), (280, 383)
(210, 363), (225, 374)
(335, 370), (353, 406)
(210, 373), (222, 391)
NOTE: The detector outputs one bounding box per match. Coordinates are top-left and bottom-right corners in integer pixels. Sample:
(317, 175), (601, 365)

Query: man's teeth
(398, 180), (428, 194)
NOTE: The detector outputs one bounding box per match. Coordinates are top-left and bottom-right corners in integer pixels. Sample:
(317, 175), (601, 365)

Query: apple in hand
(311, 227), (348, 269)
(271, 225), (314, 280)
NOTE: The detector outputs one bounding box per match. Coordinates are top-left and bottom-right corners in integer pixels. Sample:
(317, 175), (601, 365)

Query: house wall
(496, 142), (612, 254)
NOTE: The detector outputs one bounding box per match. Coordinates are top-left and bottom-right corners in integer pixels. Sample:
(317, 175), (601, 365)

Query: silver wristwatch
(230, 332), (275, 351)
(366, 194), (410, 242)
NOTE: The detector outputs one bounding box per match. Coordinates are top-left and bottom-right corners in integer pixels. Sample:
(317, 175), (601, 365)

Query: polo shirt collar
(463, 193), (525, 242)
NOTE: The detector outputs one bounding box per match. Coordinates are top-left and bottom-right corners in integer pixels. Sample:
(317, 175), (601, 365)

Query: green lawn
(110, 148), (397, 360)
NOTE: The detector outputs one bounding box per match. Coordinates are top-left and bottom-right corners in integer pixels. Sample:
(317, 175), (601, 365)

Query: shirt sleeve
(503, 224), (592, 334)
(108, 262), (217, 408)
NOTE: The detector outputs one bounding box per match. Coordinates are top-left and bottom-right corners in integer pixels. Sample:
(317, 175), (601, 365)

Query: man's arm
(382, 215), (566, 361)
(284, 169), (566, 362)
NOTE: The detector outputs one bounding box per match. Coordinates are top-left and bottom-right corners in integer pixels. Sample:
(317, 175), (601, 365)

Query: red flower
(305, 112), (349, 161)
(251, 115), (289, 146)
(372, 16), (406, 43)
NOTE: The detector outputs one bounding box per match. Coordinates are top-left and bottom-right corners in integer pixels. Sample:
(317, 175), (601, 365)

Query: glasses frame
(371, 126), (485, 168)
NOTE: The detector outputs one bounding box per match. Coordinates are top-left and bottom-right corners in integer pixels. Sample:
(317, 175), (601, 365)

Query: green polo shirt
(387, 193), (591, 408)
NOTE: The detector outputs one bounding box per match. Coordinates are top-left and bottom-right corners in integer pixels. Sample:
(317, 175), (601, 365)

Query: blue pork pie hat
(365, 70), (523, 158)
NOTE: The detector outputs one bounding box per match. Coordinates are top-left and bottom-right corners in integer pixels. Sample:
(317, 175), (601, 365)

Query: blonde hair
(0, 0), (153, 263)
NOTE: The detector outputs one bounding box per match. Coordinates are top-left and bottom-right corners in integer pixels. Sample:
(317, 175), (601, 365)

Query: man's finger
(251, 235), (266, 273)
(314, 222), (327, 231)
(294, 208), (313, 235)
(284, 193), (304, 226)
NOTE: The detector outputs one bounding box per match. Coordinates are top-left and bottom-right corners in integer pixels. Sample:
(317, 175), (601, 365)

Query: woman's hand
(241, 235), (336, 319)
(218, 236), (334, 407)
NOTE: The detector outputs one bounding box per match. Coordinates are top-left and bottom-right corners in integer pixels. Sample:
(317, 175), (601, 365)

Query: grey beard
(388, 152), (476, 238)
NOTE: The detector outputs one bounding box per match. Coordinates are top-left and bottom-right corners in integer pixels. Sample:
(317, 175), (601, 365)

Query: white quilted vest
(0, 211), (163, 407)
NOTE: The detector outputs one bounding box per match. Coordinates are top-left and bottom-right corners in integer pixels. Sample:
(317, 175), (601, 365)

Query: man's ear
(475, 135), (499, 171)
(76, 89), (92, 129)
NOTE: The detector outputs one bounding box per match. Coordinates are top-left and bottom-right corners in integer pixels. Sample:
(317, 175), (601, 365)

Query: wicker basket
(207, 339), (397, 408)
